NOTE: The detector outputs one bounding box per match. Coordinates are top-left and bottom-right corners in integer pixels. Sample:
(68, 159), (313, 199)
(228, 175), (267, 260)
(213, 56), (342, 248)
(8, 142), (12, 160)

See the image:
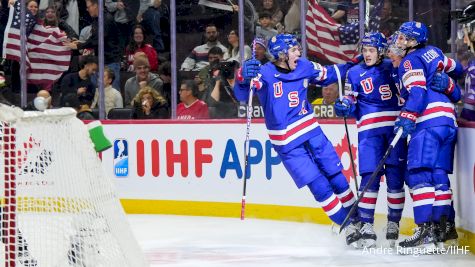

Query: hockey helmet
(398, 21), (429, 45)
(360, 32), (388, 55)
(268, 34), (300, 60)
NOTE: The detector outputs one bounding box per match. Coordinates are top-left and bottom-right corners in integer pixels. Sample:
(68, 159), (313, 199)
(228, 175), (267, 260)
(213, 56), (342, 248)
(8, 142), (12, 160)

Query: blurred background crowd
(0, 0), (473, 121)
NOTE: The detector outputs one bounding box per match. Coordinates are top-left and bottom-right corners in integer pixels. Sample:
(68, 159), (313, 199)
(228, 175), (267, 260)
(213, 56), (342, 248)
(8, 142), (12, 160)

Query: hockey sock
(308, 178), (347, 225)
(432, 169), (452, 223)
(385, 166), (405, 223)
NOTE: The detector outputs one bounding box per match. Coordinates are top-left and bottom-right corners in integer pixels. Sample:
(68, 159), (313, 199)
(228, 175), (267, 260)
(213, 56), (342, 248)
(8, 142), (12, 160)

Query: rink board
(98, 119), (474, 252)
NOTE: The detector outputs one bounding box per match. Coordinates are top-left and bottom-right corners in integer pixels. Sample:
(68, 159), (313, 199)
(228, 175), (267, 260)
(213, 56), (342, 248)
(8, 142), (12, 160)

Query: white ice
(130, 214), (474, 267)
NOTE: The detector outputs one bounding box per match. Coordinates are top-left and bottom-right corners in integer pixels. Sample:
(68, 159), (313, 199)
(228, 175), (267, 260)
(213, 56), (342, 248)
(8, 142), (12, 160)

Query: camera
(210, 60), (238, 79)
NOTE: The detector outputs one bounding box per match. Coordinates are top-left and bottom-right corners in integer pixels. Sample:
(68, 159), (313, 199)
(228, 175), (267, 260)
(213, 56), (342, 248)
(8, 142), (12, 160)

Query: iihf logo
(113, 139), (128, 177)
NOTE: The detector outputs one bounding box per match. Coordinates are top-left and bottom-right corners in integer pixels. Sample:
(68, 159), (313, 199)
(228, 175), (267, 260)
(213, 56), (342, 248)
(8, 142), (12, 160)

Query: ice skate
(359, 222), (377, 248)
(344, 221), (362, 248)
(385, 221), (399, 248)
(398, 223), (436, 255)
(433, 220), (447, 252)
(445, 221), (459, 247)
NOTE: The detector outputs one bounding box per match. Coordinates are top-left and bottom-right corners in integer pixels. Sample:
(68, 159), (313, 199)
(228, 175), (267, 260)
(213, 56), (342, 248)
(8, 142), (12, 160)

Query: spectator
(378, 0), (399, 37)
(158, 61), (172, 107)
(253, 37), (271, 64)
(105, 0), (150, 52)
(124, 54), (163, 107)
(59, 55), (97, 107)
(125, 24), (159, 72)
(284, 0), (300, 33)
(196, 46), (225, 100)
(43, 5), (78, 40)
(256, 12), (279, 43)
(205, 60), (239, 118)
(91, 67), (123, 116)
(25, 89), (53, 111)
(141, 0), (167, 53)
(311, 83), (339, 105)
(180, 24), (228, 71)
(332, 0), (359, 24)
(256, 0), (284, 31)
(177, 79), (209, 119)
(62, 92), (95, 120)
(132, 86), (169, 119)
(64, 0), (122, 90)
(224, 29), (251, 63)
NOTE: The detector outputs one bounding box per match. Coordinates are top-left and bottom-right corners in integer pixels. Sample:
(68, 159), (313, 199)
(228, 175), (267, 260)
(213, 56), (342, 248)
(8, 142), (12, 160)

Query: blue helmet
(398, 21), (428, 45)
(268, 34), (300, 59)
(360, 32), (388, 55)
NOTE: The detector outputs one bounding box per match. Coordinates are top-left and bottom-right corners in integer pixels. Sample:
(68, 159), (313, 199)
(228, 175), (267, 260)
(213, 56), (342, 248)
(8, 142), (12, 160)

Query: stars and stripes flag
(306, 1), (383, 63)
(305, 1), (358, 63)
(2, 1), (71, 89)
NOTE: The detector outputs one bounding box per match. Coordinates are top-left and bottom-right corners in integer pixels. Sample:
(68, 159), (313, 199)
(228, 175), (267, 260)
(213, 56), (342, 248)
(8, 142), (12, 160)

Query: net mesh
(0, 106), (147, 267)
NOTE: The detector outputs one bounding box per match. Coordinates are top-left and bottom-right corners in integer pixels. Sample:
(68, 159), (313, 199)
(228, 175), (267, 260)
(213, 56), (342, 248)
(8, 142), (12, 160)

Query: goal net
(0, 105), (148, 267)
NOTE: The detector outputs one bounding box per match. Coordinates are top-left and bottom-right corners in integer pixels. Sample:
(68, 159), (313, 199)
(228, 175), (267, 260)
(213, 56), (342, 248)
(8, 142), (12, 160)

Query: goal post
(0, 105), (148, 267)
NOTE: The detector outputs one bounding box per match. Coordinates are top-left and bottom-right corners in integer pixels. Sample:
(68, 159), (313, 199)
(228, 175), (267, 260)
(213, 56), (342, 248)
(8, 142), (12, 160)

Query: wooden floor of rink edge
(120, 199), (475, 254)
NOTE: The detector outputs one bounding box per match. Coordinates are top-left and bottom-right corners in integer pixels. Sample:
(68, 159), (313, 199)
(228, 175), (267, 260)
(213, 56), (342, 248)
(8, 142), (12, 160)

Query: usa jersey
(398, 46), (461, 131)
(247, 58), (350, 153)
(345, 59), (402, 139)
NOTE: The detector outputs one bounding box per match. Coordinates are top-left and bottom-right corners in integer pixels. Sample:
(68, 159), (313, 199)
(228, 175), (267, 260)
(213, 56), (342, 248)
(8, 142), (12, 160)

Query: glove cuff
(400, 110), (418, 122)
(445, 78), (455, 95)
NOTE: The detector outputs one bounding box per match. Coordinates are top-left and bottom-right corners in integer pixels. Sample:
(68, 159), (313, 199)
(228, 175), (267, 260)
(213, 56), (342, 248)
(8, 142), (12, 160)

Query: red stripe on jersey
(357, 116), (398, 127)
(268, 118), (317, 141)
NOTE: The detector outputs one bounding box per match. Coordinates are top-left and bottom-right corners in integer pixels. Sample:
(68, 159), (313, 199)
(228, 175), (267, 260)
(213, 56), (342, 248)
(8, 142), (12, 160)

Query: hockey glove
(431, 72), (454, 94)
(242, 59), (261, 82)
(334, 97), (355, 118)
(394, 110), (417, 138)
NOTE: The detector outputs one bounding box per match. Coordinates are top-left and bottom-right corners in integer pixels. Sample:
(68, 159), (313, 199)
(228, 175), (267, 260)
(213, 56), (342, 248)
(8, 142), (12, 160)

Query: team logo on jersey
(298, 100), (308, 115)
(403, 60), (412, 71)
(114, 139), (129, 177)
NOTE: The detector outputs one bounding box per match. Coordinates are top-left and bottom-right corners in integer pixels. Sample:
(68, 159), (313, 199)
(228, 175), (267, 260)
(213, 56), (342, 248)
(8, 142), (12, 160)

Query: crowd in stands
(0, 0), (473, 122)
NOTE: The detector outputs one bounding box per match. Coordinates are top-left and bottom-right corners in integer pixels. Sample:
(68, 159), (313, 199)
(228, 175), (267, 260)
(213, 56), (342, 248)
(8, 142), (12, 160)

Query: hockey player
(334, 32), (407, 248)
(386, 32), (462, 250)
(234, 34), (362, 247)
(391, 21), (463, 252)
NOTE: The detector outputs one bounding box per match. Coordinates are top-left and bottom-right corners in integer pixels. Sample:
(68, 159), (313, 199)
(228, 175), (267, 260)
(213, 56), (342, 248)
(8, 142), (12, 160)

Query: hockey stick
(333, 65), (359, 191)
(241, 40), (257, 220)
(339, 128), (403, 233)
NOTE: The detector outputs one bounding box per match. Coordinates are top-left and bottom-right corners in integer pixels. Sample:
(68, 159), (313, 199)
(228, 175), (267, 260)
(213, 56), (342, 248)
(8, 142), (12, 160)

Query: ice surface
(129, 215), (474, 267)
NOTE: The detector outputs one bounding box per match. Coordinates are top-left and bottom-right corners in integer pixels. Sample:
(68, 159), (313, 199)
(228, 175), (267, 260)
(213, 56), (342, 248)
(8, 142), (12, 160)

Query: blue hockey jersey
(235, 58), (351, 153)
(345, 59), (403, 139)
(398, 46), (463, 131)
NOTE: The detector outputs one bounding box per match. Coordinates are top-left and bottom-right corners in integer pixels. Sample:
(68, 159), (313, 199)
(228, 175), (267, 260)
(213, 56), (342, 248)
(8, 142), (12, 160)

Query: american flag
(306, 1), (383, 63)
(2, 1), (71, 90)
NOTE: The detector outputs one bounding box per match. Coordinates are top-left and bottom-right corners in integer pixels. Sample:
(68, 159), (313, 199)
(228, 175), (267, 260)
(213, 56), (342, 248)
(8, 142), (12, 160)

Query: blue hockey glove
(334, 97), (354, 118)
(242, 59), (261, 81)
(431, 72), (455, 95)
(394, 110), (417, 138)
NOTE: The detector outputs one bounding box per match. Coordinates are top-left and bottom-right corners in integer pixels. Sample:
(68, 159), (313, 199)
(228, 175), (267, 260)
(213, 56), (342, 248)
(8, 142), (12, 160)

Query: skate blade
(348, 239), (363, 249)
(361, 239), (377, 249)
(387, 239), (396, 248)
(397, 243), (436, 255)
